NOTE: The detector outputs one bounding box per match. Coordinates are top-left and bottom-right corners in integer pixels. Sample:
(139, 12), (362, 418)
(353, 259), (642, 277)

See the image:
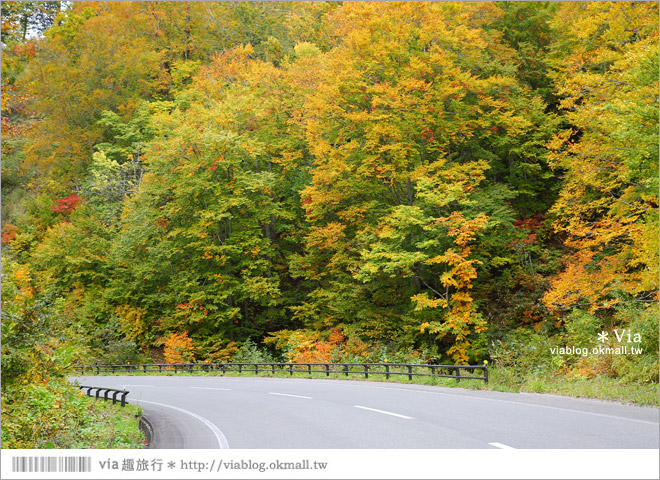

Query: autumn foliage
(1, 2), (657, 381)
(50, 194), (82, 213)
(163, 332), (196, 365)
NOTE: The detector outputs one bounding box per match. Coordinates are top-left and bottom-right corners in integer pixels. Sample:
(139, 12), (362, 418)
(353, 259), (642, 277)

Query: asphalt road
(69, 375), (659, 449)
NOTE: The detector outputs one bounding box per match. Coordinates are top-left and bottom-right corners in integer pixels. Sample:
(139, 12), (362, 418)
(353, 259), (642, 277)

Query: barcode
(11, 456), (92, 473)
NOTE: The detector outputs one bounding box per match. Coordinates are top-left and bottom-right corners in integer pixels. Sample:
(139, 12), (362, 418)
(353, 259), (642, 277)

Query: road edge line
(138, 399), (230, 449)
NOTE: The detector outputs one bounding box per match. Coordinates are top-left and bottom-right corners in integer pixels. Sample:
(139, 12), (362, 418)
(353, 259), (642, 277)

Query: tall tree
(543, 2), (659, 314)
(292, 2), (557, 361)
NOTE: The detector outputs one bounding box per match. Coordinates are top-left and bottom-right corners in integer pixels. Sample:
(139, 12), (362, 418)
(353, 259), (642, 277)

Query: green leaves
(2, 1), (656, 372)
(544, 2), (659, 312)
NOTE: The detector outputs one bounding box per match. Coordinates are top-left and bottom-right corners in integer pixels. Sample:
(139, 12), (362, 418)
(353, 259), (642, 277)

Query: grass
(1, 379), (147, 449)
(72, 364), (660, 407)
(68, 401), (146, 449)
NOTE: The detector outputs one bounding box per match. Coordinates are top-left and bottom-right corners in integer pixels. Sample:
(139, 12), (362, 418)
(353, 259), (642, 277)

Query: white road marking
(268, 392), (312, 399)
(190, 387), (231, 391)
(354, 405), (413, 419)
(349, 385), (659, 426)
(489, 442), (516, 449)
(138, 399), (229, 449)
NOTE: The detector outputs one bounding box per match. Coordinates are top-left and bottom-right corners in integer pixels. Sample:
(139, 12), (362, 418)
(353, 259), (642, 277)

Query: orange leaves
(543, 2), (659, 313)
(447, 213), (489, 248)
(163, 332), (196, 364)
(1, 224), (19, 244)
(328, 327), (347, 346)
(292, 342), (333, 364)
(542, 222), (654, 312)
(265, 329), (338, 364)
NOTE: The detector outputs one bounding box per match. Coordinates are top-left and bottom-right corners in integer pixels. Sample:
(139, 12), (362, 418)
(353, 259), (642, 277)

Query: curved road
(69, 375), (659, 449)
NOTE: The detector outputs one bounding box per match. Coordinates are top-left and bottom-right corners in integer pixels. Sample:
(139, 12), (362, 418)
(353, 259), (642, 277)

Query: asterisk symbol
(598, 331), (609, 343)
(168, 461), (176, 469)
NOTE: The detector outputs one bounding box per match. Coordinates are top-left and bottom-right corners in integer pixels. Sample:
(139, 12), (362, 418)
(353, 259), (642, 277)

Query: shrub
(232, 339), (279, 363)
(163, 332), (196, 364)
(490, 328), (556, 375)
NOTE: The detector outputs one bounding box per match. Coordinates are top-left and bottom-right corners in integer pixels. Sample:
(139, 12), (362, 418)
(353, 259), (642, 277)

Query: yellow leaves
(13, 265), (36, 300)
(305, 222), (346, 251)
(544, 1), (659, 313)
(293, 42), (321, 59)
(115, 305), (149, 345)
(411, 293), (448, 311)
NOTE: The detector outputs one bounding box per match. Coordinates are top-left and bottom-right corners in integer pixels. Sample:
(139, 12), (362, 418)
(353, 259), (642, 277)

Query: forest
(1, 0), (658, 447)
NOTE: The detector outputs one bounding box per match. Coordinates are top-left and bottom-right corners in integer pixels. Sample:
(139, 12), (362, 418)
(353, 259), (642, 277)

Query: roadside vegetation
(83, 334), (660, 407)
(2, 1), (658, 444)
(1, 377), (144, 449)
(1, 273), (145, 448)
(81, 364), (659, 408)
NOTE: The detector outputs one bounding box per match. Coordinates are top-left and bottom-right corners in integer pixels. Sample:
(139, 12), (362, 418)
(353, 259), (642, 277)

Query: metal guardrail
(74, 362), (488, 383)
(78, 385), (130, 407)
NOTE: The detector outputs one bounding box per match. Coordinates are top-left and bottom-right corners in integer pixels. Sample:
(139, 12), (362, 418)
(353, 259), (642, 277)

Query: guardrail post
(112, 391), (119, 405)
(104, 389), (110, 401)
(121, 392), (128, 407)
(95, 388), (101, 400)
(72, 362), (489, 384)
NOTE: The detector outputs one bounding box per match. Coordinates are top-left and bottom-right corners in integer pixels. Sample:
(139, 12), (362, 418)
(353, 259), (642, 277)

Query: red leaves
(50, 194), (82, 213)
(1, 224), (19, 244)
(509, 214), (544, 248)
(513, 214), (544, 231)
